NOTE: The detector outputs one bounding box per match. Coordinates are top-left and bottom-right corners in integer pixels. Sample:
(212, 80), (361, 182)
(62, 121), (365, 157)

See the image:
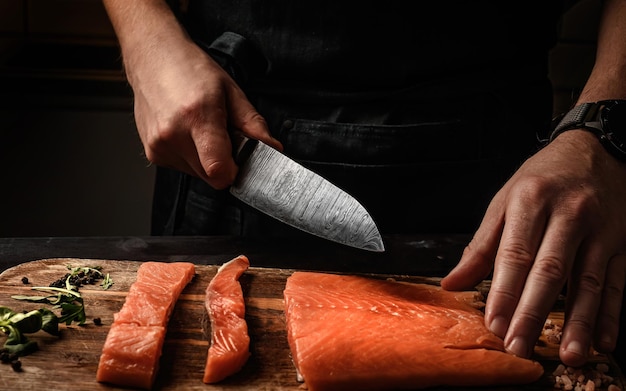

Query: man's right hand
(103, 0), (282, 190)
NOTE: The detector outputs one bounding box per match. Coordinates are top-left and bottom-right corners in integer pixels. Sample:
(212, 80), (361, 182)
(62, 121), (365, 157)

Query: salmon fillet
(283, 272), (544, 391)
(95, 323), (166, 389)
(96, 261), (196, 389)
(203, 255), (251, 384)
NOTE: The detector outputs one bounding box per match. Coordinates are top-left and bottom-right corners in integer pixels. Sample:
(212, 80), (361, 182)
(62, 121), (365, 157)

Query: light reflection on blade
(230, 142), (385, 252)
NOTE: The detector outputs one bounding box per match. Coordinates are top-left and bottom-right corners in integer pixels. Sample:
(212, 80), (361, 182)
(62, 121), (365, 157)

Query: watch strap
(550, 102), (599, 142)
(549, 100), (626, 162)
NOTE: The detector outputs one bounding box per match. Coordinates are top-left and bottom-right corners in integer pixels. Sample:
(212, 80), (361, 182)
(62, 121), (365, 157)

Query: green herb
(11, 264), (113, 326)
(100, 273), (114, 290)
(0, 265), (113, 356)
(1, 265), (113, 358)
(0, 307), (59, 356)
(12, 286), (85, 326)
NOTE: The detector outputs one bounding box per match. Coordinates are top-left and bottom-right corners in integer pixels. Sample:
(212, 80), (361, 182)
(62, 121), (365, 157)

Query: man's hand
(103, 0), (282, 190)
(129, 38), (281, 189)
(441, 130), (626, 367)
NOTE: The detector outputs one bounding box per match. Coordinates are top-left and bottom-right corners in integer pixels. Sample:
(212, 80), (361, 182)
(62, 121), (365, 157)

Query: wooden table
(0, 235), (625, 390)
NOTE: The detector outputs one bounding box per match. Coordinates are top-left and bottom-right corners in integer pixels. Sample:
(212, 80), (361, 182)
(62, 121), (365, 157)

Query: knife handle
(231, 130), (259, 165)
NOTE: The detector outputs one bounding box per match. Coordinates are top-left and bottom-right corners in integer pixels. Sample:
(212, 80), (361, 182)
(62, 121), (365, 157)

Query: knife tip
(361, 239), (385, 253)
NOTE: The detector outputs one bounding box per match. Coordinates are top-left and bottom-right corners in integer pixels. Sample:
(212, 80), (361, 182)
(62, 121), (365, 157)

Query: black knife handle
(231, 129), (259, 165)
(194, 32), (268, 87)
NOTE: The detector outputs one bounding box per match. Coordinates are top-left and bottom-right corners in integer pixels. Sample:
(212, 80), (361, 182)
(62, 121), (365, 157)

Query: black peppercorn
(11, 359), (22, 371)
(0, 351), (11, 363)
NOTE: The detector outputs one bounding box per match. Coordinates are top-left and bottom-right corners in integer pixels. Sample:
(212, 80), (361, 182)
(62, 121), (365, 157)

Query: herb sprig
(14, 286), (87, 325)
(11, 265), (111, 326)
(1, 264), (114, 357)
(0, 307), (59, 356)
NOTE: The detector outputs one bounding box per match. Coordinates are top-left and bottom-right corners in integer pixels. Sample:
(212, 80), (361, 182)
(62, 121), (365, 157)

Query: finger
(191, 126), (238, 189)
(139, 113), (229, 187)
(146, 144), (200, 179)
(142, 111), (237, 189)
(595, 253), (626, 352)
(440, 193), (505, 291)
(189, 94), (239, 189)
(226, 87), (283, 151)
(484, 198), (546, 341)
(559, 242), (608, 367)
(593, 253), (626, 354)
(502, 216), (583, 359)
(134, 97), (207, 180)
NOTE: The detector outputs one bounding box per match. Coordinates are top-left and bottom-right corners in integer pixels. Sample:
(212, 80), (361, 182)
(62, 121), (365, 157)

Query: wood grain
(0, 258), (624, 391)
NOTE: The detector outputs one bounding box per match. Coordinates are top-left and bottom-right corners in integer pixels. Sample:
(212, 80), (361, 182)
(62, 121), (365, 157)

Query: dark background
(0, 0), (601, 237)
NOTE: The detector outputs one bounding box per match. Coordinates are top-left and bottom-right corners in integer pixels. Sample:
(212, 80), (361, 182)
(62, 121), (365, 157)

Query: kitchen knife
(230, 135), (385, 252)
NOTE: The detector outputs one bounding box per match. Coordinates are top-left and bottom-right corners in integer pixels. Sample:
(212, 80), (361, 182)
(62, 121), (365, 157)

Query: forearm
(577, 0), (626, 103)
(102, 0), (193, 86)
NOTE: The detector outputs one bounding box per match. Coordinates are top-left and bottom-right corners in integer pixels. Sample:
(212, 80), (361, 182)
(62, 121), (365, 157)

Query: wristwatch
(550, 99), (626, 162)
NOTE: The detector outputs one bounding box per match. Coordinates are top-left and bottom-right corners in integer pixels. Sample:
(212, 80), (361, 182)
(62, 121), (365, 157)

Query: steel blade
(230, 142), (384, 252)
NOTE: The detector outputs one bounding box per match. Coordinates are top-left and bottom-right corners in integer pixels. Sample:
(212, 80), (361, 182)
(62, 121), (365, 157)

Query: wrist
(550, 100), (626, 162)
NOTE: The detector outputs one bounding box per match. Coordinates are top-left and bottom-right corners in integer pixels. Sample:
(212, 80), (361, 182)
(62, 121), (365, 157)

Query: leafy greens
(1, 264), (113, 356)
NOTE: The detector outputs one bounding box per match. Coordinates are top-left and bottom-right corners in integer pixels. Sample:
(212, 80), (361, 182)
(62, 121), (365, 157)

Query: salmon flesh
(96, 261), (196, 389)
(203, 255), (251, 383)
(283, 272), (544, 391)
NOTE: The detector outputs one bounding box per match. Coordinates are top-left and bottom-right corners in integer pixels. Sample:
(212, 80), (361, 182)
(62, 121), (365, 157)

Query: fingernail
(489, 316), (508, 338)
(564, 340), (586, 358)
(507, 336), (530, 358)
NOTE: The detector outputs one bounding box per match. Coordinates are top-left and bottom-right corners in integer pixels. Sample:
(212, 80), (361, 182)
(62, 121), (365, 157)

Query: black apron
(152, 1), (563, 237)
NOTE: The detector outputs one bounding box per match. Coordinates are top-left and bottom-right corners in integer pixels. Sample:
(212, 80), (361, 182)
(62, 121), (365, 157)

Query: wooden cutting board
(0, 258), (624, 391)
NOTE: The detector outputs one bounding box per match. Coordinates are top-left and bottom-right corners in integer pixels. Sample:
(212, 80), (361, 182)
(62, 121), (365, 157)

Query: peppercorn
(11, 359), (22, 371)
(21, 276), (29, 284)
(0, 351), (11, 363)
(93, 317), (102, 326)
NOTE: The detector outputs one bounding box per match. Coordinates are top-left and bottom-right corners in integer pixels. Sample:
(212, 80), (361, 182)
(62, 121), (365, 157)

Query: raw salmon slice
(96, 261), (196, 389)
(114, 262), (196, 326)
(132, 261), (197, 298)
(203, 255), (251, 383)
(113, 285), (177, 326)
(284, 272), (544, 391)
(96, 323), (166, 389)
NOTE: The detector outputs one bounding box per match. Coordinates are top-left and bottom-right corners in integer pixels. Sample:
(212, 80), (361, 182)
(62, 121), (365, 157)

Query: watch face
(602, 100), (626, 153)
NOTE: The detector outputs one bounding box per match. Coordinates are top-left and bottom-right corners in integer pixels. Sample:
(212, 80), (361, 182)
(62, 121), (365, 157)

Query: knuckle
(488, 287), (519, 304)
(576, 271), (603, 296)
(237, 110), (268, 134)
(179, 93), (218, 124)
(241, 111), (266, 126)
(532, 254), (568, 282)
(510, 176), (599, 220)
(203, 161), (223, 178)
(565, 313), (594, 333)
(604, 281), (624, 301)
(558, 196), (599, 224)
(514, 308), (547, 330)
(497, 241), (535, 272)
(511, 175), (551, 201)
(143, 147), (158, 165)
(143, 126), (176, 161)
(203, 161), (235, 189)
(462, 241), (492, 266)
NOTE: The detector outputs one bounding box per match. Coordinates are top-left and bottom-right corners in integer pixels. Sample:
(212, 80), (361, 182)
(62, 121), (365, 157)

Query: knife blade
(229, 137), (385, 252)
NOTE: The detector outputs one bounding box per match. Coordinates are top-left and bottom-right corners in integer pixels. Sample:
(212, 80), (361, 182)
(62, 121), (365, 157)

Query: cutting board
(0, 258), (624, 391)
